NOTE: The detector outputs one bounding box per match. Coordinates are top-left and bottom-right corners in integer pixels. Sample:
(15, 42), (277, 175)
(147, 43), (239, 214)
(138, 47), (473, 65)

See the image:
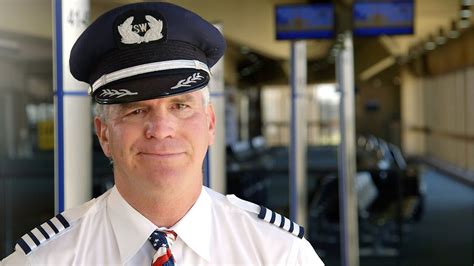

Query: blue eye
(174, 103), (189, 110)
(130, 108), (146, 115)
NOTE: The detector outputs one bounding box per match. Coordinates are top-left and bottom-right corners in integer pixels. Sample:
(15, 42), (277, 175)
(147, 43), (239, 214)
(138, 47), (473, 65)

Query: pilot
(1, 2), (324, 265)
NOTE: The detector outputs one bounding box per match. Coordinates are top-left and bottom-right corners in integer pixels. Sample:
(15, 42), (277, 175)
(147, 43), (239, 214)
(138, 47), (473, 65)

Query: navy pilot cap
(70, 2), (226, 104)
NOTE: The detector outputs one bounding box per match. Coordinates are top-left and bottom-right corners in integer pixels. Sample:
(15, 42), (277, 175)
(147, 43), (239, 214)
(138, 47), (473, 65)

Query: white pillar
(53, 0), (91, 212)
(336, 32), (359, 266)
(289, 41), (307, 228)
(208, 24), (226, 193)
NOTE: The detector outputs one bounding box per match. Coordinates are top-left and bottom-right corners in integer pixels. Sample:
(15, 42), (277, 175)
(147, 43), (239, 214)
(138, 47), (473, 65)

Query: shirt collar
(171, 186), (212, 262)
(107, 186), (157, 264)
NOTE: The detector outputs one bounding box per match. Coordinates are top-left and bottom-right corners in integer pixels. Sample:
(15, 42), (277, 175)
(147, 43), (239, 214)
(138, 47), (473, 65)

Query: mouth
(138, 152), (185, 159)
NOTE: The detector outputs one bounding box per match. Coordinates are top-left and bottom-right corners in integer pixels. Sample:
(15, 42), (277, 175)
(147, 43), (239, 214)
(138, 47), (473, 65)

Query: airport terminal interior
(0, 0), (473, 265)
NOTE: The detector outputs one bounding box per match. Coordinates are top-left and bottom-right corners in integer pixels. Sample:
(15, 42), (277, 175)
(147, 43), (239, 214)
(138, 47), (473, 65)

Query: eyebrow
(169, 93), (196, 103)
(117, 102), (144, 111)
(116, 93), (198, 111)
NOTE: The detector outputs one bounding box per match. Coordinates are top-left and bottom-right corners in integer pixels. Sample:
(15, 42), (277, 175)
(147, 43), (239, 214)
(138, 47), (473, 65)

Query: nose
(144, 109), (176, 140)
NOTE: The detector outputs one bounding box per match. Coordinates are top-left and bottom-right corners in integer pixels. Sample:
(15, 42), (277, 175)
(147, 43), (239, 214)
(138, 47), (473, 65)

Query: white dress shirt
(1, 186), (324, 265)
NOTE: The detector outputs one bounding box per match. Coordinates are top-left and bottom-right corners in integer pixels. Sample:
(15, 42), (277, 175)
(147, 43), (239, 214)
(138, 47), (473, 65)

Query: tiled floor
(315, 167), (474, 266)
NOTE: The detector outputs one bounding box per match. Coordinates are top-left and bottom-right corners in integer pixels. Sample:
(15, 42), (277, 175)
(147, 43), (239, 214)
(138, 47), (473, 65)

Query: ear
(206, 104), (216, 145)
(94, 117), (112, 158)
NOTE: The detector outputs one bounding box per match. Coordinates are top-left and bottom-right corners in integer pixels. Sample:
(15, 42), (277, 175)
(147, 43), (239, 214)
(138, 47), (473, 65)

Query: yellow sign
(37, 120), (54, 150)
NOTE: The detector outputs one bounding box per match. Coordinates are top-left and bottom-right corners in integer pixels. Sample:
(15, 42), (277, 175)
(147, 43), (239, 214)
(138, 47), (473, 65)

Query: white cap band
(90, 59), (210, 95)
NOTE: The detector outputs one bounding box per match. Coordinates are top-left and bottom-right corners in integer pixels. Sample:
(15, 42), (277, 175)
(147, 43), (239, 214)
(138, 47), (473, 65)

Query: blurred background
(0, 0), (473, 265)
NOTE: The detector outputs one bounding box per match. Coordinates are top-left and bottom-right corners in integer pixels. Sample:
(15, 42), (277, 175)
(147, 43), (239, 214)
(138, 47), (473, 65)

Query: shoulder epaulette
(13, 192), (105, 256)
(226, 194), (305, 239)
(16, 213), (70, 255)
(258, 205), (305, 239)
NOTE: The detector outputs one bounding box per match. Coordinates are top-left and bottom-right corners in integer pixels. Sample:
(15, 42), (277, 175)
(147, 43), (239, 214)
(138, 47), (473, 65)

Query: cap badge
(118, 15), (163, 44)
(171, 73), (204, 89)
(100, 89), (138, 98)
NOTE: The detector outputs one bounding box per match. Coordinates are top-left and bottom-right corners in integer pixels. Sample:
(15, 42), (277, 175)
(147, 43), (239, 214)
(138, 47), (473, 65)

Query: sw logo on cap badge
(118, 15), (163, 44)
(114, 9), (168, 48)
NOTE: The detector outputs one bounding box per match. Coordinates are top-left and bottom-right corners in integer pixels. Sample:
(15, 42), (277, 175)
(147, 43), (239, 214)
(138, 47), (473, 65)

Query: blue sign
(353, 0), (414, 37)
(275, 4), (335, 40)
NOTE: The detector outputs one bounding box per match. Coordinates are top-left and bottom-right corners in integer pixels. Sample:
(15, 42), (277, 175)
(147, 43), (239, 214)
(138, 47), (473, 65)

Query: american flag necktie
(148, 230), (177, 266)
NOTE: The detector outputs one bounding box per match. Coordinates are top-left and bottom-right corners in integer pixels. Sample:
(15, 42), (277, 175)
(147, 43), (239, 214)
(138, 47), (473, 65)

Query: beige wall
(355, 67), (401, 145)
(401, 66), (474, 172)
(0, 0), (52, 39)
(401, 69), (425, 155)
(467, 67), (474, 171)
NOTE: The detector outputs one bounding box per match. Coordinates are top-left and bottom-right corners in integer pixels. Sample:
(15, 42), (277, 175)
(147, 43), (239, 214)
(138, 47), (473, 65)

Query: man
(1, 2), (324, 265)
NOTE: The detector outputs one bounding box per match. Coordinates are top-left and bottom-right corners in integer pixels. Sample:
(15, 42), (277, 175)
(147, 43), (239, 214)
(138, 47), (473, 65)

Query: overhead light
(424, 35), (436, 51)
(460, 5), (472, 18)
(406, 43), (423, 60)
(240, 46), (250, 55)
(448, 20), (460, 39)
(424, 42), (435, 51)
(435, 28), (447, 45)
(461, 0), (473, 5)
(408, 42), (425, 59)
(459, 17), (471, 29)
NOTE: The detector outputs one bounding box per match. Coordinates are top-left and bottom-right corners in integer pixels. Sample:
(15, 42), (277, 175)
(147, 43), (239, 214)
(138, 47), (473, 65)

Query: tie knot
(148, 230), (177, 251)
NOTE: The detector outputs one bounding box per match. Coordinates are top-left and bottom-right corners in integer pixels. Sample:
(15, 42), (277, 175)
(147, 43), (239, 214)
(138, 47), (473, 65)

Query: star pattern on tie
(148, 230), (177, 266)
(149, 231), (169, 249)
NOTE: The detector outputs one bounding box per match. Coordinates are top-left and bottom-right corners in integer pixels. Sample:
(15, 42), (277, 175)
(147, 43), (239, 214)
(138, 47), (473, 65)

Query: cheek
(202, 124), (214, 148)
(108, 124), (138, 156)
(185, 115), (212, 148)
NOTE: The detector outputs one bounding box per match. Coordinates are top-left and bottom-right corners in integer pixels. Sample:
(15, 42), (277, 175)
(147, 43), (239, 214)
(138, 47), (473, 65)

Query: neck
(115, 176), (202, 228)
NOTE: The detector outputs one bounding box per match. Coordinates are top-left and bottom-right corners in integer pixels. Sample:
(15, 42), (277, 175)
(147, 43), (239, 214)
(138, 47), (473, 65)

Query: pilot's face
(95, 89), (215, 193)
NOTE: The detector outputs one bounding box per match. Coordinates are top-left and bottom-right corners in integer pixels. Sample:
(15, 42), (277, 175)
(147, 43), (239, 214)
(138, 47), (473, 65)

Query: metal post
(53, 0), (91, 212)
(289, 41), (307, 227)
(336, 32), (359, 266)
(207, 24), (226, 193)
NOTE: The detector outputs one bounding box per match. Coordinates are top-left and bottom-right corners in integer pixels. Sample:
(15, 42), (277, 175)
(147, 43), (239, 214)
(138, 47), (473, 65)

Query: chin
(143, 168), (188, 186)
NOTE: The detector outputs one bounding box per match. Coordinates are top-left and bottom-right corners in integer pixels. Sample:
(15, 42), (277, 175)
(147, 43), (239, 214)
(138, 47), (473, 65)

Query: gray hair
(94, 103), (108, 121)
(202, 86), (210, 107)
(95, 86), (211, 121)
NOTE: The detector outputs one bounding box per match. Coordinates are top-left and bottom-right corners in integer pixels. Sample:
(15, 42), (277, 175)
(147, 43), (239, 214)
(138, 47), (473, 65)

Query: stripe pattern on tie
(148, 230), (177, 266)
(258, 205), (305, 239)
(16, 214), (70, 255)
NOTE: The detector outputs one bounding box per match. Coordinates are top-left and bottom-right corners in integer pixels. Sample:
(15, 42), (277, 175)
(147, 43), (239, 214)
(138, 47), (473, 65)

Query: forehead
(115, 90), (203, 109)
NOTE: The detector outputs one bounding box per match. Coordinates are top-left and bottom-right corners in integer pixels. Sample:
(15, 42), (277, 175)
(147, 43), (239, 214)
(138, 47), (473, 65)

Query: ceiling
(86, 0), (474, 60)
(0, 0), (471, 77)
